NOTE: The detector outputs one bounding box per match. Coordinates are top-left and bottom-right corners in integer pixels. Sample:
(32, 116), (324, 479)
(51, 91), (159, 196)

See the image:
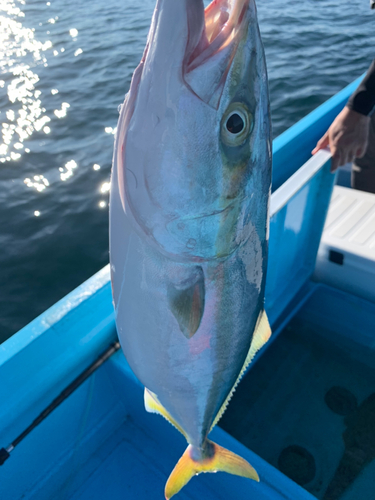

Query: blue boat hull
(0, 76), (371, 500)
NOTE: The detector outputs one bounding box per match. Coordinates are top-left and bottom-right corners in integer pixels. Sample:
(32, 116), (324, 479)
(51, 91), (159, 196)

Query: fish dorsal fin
(144, 388), (187, 439)
(247, 309), (272, 360)
(211, 310), (272, 430)
(167, 268), (205, 339)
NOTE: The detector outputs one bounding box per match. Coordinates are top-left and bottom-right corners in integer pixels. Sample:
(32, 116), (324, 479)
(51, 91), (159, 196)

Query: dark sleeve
(347, 59), (375, 116)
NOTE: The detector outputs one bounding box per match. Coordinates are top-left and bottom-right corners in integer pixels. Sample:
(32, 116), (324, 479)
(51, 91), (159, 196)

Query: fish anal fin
(165, 440), (259, 499)
(211, 310), (271, 429)
(144, 388), (186, 438)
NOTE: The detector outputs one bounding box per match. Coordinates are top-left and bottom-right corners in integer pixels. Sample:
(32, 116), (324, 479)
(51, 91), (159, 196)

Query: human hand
(312, 106), (371, 172)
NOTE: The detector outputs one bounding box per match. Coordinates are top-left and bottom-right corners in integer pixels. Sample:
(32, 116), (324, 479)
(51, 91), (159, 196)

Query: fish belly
(111, 170), (267, 446)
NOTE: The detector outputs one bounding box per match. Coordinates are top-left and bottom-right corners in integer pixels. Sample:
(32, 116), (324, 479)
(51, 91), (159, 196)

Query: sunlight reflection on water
(0, 0), (374, 342)
(24, 173), (49, 191)
(59, 159), (77, 181)
(0, 0), (57, 163)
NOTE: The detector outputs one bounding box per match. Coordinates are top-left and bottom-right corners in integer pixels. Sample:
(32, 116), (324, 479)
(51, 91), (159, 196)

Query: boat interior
(1, 77), (374, 500)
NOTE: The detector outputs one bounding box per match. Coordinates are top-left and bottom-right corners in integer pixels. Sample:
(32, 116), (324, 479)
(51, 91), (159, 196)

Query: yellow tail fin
(165, 440), (259, 499)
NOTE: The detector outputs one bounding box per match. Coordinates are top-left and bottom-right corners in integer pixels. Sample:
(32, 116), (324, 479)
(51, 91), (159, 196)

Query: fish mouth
(187, 0), (250, 71)
(124, 0), (252, 112)
(183, 0), (252, 107)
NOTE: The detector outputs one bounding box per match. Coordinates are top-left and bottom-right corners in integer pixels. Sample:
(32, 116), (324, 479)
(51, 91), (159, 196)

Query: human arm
(312, 60), (375, 172)
(347, 59), (375, 116)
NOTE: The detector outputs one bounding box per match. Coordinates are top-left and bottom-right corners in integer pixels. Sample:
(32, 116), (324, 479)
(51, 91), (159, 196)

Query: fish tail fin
(165, 440), (259, 499)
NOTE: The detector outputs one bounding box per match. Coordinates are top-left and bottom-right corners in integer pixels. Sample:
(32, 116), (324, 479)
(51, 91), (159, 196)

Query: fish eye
(221, 103), (253, 147)
(226, 112), (245, 135)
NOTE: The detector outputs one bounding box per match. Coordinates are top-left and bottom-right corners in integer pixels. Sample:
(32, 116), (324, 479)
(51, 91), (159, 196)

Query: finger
(347, 151), (355, 164)
(342, 147), (352, 166)
(331, 151), (341, 173)
(312, 132), (330, 155)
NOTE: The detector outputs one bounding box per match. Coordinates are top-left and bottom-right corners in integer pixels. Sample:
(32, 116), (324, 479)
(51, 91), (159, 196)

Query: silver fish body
(110, 0), (271, 495)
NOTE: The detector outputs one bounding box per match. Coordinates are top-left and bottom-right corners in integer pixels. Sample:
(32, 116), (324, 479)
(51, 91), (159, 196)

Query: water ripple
(0, 0), (374, 341)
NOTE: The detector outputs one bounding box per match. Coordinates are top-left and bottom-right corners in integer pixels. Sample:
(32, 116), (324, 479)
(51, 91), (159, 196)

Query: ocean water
(0, 0), (374, 342)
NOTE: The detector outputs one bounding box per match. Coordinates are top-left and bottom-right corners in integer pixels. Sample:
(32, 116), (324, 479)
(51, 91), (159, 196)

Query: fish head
(114, 0), (271, 262)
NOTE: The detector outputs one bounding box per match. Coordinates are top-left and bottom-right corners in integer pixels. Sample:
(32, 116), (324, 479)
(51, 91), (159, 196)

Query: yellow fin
(165, 440), (259, 499)
(144, 388), (187, 438)
(248, 309), (272, 358)
(211, 310), (271, 429)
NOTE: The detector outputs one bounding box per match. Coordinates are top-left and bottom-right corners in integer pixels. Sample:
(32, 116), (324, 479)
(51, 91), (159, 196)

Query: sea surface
(1, 0), (374, 342)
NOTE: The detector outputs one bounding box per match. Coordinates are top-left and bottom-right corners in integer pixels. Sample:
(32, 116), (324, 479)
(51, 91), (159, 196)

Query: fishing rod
(0, 341), (121, 466)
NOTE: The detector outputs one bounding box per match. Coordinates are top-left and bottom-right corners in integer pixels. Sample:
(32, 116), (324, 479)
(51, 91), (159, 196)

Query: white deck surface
(314, 186), (375, 303)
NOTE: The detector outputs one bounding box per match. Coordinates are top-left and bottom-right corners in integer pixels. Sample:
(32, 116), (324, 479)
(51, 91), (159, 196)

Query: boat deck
(2, 347), (311, 500)
(220, 284), (375, 500)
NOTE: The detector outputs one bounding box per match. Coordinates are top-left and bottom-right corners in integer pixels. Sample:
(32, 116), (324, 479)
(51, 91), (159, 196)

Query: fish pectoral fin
(165, 440), (259, 499)
(211, 310), (272, 429)
(144, 388), (186, 438)
(167, 267), (205, 340)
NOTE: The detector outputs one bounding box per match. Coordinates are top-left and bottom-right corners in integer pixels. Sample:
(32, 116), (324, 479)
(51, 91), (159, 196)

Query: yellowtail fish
(110, 0), (272, 497)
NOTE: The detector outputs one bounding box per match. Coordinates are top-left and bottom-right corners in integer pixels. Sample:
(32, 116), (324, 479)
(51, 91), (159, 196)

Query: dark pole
(0, 341), (121, 466)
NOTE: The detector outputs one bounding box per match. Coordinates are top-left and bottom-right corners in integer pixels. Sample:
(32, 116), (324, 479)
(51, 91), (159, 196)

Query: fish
(109, 0), (272, 497)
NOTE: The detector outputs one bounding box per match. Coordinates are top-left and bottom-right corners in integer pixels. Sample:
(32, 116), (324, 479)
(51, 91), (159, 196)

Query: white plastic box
(314, 186), (375, 303)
